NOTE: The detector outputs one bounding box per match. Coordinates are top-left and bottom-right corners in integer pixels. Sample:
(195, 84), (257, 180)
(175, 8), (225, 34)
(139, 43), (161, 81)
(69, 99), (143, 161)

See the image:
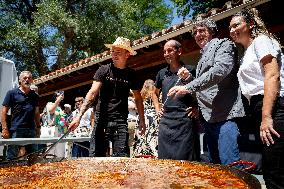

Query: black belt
(128, 119), (137, 123)
(250, 95), (284, 105)
(250, 94), (263, 104)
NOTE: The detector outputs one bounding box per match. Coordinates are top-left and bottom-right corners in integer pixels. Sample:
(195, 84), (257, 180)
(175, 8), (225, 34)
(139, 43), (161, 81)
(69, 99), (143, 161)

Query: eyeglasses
(75, 100), (83, 103)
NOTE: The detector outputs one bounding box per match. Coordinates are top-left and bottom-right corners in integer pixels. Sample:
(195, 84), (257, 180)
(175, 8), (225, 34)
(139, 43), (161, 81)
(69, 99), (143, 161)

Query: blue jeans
(7, 128), (36, 160)
(72, 141), (90, 157)
(204, 120), (241, 165)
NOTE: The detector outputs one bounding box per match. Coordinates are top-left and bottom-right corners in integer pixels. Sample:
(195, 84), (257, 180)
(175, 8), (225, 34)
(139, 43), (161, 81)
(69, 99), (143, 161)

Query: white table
(0, 137), (91, 158)
(0, 137), (90, 146)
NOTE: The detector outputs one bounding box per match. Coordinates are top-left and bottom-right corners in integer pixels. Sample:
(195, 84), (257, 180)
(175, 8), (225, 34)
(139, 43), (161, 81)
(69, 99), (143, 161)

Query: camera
(56, 91), (64, 96)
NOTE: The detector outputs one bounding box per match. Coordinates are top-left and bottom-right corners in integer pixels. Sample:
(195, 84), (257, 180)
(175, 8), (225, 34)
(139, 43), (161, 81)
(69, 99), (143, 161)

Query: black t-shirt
(155, 63), (196, 109)
(94, 63), (140, 119)
(2, 88), (39, 130)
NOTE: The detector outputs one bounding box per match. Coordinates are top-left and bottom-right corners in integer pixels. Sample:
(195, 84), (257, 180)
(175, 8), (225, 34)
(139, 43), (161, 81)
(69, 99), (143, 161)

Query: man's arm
(132, 90), (146, 135)
(47, 94), (64, 114)
(34, 107), (41, 137)
(151, 91), (160, 114)
(154, 88), (164, 117)
(1, 106), (10, 138)
(186, 40), (236, 93)
(69, 81), (102, 130)
(79, 81), (101, 118)
(34, 107), (41, 128)
(154, 88), (160, 98)
(178, 67), (194, 84)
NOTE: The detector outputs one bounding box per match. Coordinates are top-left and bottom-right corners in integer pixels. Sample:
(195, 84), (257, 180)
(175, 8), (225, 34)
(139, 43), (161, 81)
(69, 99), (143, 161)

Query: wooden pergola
(34, 0), (283, 110)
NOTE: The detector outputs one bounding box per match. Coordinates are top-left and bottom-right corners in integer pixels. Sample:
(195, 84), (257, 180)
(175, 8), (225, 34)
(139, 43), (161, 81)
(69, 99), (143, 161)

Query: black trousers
(89, 118), (129, 157)
(250, 95), (284, 189)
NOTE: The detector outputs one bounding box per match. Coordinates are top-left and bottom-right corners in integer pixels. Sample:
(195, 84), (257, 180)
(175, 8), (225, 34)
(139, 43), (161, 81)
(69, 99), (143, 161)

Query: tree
(170, 0), (228, 20)
(0, 0), (172, 76)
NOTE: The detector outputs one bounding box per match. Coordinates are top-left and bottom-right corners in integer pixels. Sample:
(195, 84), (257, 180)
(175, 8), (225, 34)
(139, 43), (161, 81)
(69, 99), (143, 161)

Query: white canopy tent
(0, 57), (18, 116)
(0, 57), (18, 157)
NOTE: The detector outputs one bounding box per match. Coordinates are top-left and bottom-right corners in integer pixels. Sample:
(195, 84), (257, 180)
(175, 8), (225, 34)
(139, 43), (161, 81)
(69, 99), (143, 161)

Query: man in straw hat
(69, 37), (145, 157)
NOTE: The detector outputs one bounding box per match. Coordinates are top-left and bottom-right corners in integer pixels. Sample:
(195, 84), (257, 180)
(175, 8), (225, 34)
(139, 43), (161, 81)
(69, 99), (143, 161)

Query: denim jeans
(72, 141), (90, 157)
(204, 120), (241, 165)
(89, 118), (129, 157)
(6, 128), (36, 160)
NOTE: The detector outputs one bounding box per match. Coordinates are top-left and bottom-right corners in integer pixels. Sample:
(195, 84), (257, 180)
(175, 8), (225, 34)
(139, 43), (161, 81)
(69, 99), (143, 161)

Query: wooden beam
(39, 80), (93, 97)
(270, 24), (284, 33)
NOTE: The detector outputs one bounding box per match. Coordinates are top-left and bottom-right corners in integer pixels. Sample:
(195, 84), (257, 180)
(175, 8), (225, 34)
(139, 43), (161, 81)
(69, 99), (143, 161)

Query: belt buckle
(128, 119), (136, 123)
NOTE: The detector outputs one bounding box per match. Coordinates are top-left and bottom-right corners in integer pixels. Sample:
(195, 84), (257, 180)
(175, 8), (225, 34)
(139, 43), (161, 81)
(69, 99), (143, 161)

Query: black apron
(158, 105), (197, 160)
(157, 65), (199, 160)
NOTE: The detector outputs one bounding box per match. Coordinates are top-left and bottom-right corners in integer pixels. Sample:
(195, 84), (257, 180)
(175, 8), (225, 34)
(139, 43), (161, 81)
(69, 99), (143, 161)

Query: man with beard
(155, 40), (200, 160)
(1, 71), (41, 160)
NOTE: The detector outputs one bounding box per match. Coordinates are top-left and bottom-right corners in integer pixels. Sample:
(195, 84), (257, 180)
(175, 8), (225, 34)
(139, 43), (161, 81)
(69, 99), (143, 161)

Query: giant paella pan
(0, 157), (261, 188)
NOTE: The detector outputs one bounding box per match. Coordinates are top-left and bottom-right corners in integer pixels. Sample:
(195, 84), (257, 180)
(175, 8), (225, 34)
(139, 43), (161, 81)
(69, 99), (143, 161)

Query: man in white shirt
(71, 97), (95, 157)
(127, 92), (138, 157)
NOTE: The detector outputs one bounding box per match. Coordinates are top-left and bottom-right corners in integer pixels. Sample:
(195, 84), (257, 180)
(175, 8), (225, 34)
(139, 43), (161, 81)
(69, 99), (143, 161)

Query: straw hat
(105, 37), (137, 56)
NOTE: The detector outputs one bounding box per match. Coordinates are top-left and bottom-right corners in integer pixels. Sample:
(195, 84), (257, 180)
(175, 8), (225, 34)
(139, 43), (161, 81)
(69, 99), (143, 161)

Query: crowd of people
(1, 8), (284, 189)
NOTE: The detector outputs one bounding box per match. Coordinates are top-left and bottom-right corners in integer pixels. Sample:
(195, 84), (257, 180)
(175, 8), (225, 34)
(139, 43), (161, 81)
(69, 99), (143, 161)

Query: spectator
(63, 104), (72, 121)
(168, 19), (245, 166)
(41, 91), (67, 137)
(155, 40), (200, 161)
(40, 91), (67, 157)
(69, 37), (146, 157)
(71, 97), (94, 157)
(127, 90), (138, 157)
(133, 79), (160, 157)
(1, 71), (40, 160)
(229, 8), (284, 188)
(17, 84), (39, 158)
(128, 90), (138, 121)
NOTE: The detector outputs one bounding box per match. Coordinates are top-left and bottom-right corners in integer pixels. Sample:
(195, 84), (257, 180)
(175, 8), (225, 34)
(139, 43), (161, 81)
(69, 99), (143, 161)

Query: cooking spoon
(27, 129), (72, 165)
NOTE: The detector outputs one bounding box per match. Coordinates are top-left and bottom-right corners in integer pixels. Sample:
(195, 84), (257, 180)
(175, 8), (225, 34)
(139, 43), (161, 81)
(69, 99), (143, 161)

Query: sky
(164, 0), (184, 25)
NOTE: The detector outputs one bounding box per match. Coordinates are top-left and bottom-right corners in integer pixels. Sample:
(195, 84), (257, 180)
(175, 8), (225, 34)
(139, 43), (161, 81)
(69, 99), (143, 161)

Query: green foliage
(0, 0), (172, 76)
(170, 0), (228, 20)
(119, 0), (172, 38)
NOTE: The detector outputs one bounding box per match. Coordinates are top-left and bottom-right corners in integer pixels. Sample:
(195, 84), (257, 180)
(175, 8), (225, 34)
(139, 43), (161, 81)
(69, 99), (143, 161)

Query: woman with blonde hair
(133, 79), (160, 157)
(229, 8), (284, 188)
(140, 79), (160, 113)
